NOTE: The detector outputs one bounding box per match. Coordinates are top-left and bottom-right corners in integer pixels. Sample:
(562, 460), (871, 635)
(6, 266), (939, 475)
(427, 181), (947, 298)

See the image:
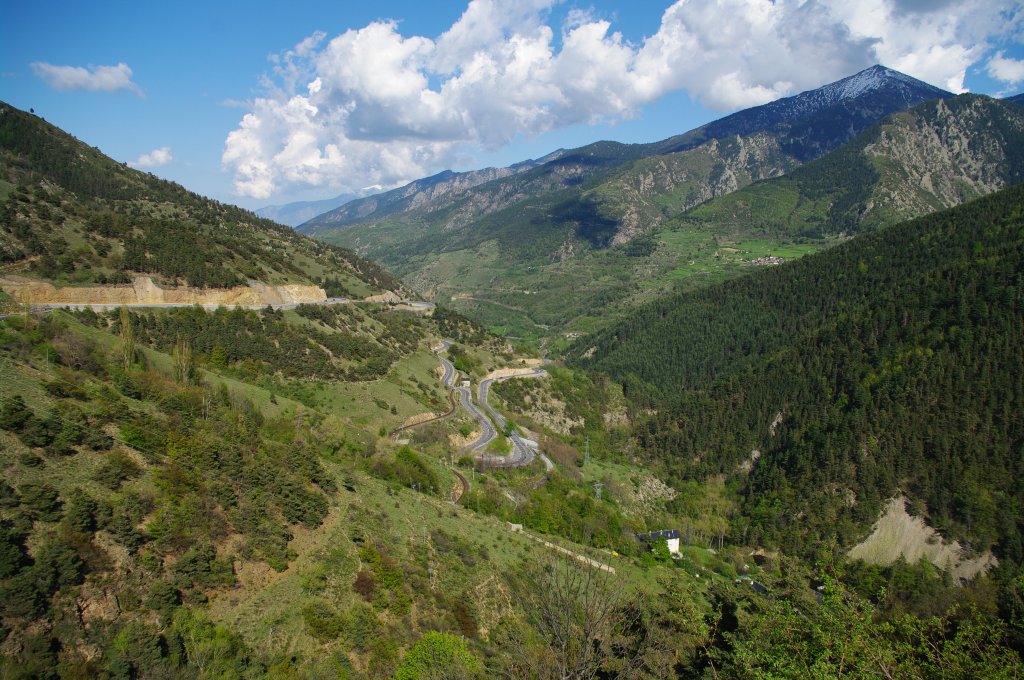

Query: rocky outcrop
(0, 275), (326, 307)
(863, 97), (1024, 220)
(363, 290), (402, 304)
(600, 133), (794, 245)
(480, 363), (543, 382)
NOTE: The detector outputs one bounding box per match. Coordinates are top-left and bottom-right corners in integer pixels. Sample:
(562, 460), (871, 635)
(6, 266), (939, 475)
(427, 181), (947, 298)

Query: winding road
(432, 340), (552, 472)
(477, 372), (554, 471)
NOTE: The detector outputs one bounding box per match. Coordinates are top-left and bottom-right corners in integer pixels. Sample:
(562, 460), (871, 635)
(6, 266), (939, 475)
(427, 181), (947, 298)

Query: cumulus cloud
(987, 51), (1024, 85)
(31, 62), (141, 95)
(223, 0), (1020, 199)
(130, 147), (173, 168)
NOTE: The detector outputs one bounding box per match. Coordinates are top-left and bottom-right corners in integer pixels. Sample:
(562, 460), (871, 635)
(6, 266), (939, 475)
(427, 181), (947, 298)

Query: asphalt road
(434, 340), (498, 452)
(434, 340), (455, 387)
(476, 369), (553, 470)
(458, 385), (498, 451)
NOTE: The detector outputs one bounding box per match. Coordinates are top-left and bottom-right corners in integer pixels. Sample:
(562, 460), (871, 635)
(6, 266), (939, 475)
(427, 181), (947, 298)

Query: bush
(19, 482), (62, 521)
(394, 632), (484, 680)
(172, 544), (235, 589)
(0, 571), (45, 618)
(353, 568), (376, 602)
(373, 446), (440, 495)
(302, 600), (346, 642)
(0, 396), (32, 432)
(93, 451), (141, 490)
(33, 541), (84, 593)
(144, 580), (181, 619)
(62, 489), (98, 534)
(0, 525), (30, 579)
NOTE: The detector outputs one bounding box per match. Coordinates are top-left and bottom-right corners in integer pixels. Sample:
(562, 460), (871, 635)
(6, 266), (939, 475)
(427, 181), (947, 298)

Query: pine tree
(119, 306), (135, 372)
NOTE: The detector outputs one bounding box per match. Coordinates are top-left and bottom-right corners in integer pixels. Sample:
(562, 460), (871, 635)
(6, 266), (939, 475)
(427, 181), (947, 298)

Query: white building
(636, 529), (681, 556)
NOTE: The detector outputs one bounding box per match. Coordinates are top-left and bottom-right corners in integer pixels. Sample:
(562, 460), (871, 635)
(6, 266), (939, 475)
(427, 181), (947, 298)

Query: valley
(311, 77), (1023, 344)
(1, 58), (1023, 679)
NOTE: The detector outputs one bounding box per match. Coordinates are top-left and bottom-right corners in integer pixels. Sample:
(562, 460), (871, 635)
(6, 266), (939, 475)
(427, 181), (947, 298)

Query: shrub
(93, 451), (141, 490)
(62, 489), (98, 534)
(172, 544), (235, 589)
(19, 482), (62, 521)
(302, 600), (345, 642)
(394, 632), (484, 680)
(353, 568), (376, 602)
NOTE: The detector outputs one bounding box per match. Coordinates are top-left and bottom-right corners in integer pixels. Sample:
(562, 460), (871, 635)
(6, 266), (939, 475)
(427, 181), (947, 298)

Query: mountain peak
(656, 65), (952, 159)
(821, 64), (944, 102)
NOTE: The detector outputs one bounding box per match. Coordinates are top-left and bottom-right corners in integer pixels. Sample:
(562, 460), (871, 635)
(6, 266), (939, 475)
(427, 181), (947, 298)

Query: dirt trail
(0, 275), (326, 307)
(389, 391), (458, 440)
(508, 526), (615, 573)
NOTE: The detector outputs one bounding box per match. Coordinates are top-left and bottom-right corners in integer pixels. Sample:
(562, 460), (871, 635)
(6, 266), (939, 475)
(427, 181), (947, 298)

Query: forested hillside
(0, 102), (400, 295)
(574, 185), (1024, 559)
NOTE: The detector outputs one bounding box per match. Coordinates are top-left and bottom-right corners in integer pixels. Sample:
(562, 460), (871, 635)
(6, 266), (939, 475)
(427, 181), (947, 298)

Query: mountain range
(301, 65), (949, 237)
(254, 192), (358, 227)
(299, 66), (1023, 340)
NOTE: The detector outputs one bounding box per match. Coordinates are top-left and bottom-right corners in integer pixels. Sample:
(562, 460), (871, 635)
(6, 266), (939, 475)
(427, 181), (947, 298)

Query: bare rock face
(863, 97), (1024, 220)
(603, 133), (794, 246)
(0, 275), (326, 307)
(78, 587), (121, 623)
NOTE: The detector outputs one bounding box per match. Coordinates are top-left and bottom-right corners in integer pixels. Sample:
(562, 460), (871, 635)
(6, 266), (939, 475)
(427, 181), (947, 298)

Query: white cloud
(987, 51), (1024, 85)
(130, 147), (173, 168)
(223, 0), (1021, 199)
(30, 62), (141, 95)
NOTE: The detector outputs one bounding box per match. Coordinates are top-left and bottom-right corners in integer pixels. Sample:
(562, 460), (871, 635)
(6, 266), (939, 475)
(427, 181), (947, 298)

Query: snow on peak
(759, 66), (947, 121)
(821, 65), (938, 102)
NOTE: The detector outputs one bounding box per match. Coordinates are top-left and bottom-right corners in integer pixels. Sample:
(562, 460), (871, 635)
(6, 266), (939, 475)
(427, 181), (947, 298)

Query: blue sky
(3, 0), (1022, 210)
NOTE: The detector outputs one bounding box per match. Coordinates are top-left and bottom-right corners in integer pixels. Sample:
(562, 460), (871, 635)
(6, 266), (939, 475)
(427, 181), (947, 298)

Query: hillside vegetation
(0, 102), (400, 297)
(1, 83), (1023, 679)
(573, 184), (1024, 563)
(318, 95), (1023, 341)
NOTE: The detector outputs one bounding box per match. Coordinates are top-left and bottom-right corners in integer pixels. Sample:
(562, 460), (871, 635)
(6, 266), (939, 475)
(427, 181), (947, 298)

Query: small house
(636, 529), (681, 556)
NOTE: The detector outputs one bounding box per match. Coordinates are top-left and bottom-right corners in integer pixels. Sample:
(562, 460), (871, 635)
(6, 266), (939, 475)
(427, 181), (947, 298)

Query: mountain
(0, 101), (403, 301)
(305, 66), (954, 337)
(683, 93), (1024, 239)
(299, 151), (566, 233)
(314, 89), (1022, 342)
(572, 183), (1024, 562)
(305, 65), (948, 238)
(652, 65), (949, 159)
(255, 191), (358, 227)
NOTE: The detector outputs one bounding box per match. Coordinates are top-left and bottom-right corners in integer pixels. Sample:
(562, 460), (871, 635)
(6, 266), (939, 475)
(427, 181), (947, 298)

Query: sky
(3, 0), (1023, 211)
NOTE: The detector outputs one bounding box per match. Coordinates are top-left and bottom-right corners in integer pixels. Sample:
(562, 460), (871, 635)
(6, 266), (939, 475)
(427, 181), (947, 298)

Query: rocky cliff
(863, 96), (1024, 220)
